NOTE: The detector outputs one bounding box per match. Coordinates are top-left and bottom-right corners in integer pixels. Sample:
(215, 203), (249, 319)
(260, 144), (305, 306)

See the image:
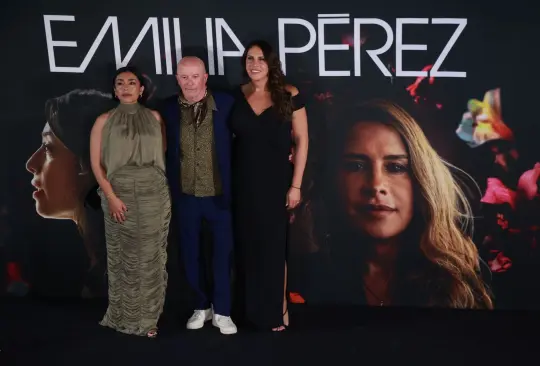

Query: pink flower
(481, 177), (517, 209)
(488, 251), (512, 273)
(517, 162), (540, 201)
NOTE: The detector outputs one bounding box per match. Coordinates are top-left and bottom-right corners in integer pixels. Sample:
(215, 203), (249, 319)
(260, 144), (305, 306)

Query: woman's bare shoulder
(95, 111), (111, 125)
(285, 84), (299, 96)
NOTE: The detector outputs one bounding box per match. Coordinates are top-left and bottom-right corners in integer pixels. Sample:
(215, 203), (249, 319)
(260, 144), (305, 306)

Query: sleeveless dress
(98, 102), (171, 336)
(229, 88), (305, 329)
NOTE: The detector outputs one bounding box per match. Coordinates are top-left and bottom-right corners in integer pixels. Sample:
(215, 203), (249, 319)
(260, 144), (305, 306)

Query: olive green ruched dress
(98, 102), (171, 336)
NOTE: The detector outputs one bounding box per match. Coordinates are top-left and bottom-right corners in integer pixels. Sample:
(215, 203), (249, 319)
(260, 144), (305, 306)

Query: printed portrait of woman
(25, 89), (115, 298)
(305, 99), (494, 309)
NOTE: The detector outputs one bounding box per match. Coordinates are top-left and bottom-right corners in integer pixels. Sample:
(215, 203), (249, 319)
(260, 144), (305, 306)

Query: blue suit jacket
(161, 90), (234, 209)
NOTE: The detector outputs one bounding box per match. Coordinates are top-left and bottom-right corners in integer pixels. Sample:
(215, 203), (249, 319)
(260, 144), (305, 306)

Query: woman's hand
(108, 195), (127, 223)
(286, 187), (301, 210)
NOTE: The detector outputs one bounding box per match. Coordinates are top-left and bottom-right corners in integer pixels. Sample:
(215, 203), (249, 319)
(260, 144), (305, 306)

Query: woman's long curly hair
(241, 40), (293, 121)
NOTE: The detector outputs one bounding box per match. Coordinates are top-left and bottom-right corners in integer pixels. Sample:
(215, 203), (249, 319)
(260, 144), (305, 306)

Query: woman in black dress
(230, 40), (309, 331)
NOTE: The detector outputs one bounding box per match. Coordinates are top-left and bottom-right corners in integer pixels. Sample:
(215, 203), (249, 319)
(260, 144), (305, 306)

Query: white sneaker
(212, 314), (237, 335)
(186, 309), (212, 330)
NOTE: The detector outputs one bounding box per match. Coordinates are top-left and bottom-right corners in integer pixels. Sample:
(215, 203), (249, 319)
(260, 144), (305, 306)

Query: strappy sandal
(147, 328), (158, 338)
(272, 308), (289, 332)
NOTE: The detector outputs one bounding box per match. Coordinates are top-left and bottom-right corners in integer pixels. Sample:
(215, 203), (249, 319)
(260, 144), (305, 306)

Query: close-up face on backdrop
(338, 121), (414, 240)
(26, 122), (81, 220)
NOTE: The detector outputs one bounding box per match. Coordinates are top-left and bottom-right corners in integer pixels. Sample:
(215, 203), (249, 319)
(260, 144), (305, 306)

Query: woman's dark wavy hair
(112, 65), (148, 104)
(241, 40), (293, 121)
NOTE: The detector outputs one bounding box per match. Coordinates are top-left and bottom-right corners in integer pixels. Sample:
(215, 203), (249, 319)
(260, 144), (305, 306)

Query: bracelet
(106, 192), (115, 198)
(291, 185), (301, 190)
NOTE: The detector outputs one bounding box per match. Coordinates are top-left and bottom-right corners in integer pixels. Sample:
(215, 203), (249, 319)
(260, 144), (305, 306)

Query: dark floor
(1, 298), (538, 366)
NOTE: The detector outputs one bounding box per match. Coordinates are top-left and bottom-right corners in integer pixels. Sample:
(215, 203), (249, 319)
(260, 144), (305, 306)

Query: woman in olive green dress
(89, 66), (171, 338)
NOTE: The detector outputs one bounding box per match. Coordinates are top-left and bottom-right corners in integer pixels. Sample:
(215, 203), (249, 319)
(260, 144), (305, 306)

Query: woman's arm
(288, 86), (309, 189)
(90, 113), (116, 199)
(150, 110), (167, 153)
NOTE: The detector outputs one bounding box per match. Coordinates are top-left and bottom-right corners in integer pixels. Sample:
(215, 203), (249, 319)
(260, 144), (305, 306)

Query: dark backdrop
(1, 0), (538, 310)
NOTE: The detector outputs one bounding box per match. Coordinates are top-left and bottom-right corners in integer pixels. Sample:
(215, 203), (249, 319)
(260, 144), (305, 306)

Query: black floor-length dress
(230, 87), (305, 329)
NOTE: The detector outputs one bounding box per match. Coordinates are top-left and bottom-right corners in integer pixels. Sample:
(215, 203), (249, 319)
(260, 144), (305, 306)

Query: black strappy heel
(271, 308), (289, 332)
(275, 308), (289, 331)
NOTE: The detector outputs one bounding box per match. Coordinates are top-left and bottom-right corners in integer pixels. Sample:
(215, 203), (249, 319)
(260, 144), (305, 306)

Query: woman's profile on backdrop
(26, 89), (114, 298)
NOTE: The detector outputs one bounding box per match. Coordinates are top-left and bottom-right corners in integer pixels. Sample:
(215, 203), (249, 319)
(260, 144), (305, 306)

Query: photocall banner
(1, 0), (538, 310)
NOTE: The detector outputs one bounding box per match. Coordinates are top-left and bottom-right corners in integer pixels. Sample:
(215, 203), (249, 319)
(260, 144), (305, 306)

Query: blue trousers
(179, 194), (233, 316)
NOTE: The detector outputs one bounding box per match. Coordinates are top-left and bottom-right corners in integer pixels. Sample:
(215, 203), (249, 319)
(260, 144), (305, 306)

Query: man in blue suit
(161, 56), (236, 335)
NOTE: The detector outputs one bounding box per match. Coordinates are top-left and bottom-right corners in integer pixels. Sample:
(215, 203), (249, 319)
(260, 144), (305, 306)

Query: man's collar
(178, 89), (218, 111)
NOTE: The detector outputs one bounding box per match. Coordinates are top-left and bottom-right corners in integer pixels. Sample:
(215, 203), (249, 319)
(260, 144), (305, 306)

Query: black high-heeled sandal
(272, 308), (289, 332)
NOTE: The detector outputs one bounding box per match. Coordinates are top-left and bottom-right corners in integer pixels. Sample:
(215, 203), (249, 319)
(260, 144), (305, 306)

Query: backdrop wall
(1, 0), (538, 310)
